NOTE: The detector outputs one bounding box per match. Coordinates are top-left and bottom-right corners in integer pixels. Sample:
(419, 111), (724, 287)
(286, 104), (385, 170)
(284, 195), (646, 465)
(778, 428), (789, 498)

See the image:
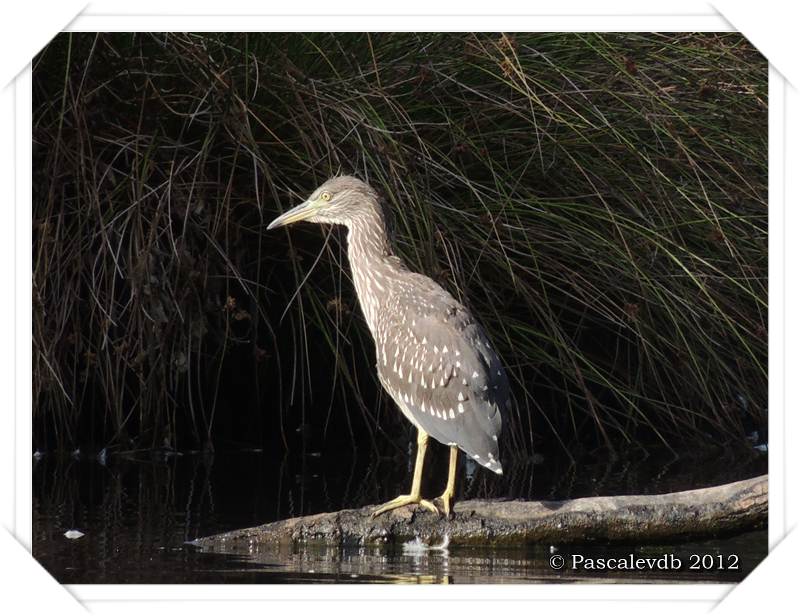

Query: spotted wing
(376, 275), (507, 474)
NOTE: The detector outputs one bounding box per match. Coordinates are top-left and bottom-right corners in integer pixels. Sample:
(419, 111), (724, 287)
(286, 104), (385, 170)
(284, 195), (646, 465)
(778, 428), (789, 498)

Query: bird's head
(267, 176), (381, 230)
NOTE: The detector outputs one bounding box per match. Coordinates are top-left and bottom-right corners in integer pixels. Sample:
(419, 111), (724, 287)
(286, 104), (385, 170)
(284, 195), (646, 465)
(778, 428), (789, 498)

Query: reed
(32, 32), (767, 457)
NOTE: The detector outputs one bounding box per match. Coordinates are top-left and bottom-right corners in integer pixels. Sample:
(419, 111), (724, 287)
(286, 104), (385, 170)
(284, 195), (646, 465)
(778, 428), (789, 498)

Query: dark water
(33, 444), (767, 584)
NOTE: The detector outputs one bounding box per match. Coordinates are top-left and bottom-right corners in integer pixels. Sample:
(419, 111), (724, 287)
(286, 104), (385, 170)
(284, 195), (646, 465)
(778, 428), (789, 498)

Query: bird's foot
(372, 494), (440, 517)
(436, 487), (455, 519)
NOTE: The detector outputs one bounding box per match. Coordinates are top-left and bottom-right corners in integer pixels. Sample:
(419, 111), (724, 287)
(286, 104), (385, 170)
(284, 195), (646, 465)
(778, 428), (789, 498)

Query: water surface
(33, 445), (766, 583)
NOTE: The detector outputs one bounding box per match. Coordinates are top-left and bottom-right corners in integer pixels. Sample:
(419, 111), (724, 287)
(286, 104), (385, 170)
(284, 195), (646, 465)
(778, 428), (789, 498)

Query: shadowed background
(32, 32), (767, 465)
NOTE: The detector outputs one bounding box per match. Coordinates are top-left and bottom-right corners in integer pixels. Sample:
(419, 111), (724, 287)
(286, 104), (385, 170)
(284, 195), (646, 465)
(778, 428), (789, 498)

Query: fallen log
(195, 474), (766, 551)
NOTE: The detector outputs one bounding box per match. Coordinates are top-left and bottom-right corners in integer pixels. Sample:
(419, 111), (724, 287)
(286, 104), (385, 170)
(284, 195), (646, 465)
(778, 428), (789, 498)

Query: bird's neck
(345, 206), (397, 334)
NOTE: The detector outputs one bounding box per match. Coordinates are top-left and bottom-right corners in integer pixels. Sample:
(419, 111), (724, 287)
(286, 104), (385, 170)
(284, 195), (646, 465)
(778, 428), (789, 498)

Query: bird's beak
(267, 199), (317, 230)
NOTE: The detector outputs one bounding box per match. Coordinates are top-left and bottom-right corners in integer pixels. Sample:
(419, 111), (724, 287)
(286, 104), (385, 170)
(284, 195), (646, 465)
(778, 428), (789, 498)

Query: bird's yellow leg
(372, 429), (440, 517)
(437, 445), (459, 517)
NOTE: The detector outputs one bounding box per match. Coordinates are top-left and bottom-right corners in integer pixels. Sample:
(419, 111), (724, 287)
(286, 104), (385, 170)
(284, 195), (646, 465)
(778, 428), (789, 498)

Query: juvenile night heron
(268, 176), (507, 517)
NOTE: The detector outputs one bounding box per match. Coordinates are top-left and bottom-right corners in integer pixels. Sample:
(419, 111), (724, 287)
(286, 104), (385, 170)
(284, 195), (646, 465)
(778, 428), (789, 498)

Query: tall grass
(32, 32), (767, 457)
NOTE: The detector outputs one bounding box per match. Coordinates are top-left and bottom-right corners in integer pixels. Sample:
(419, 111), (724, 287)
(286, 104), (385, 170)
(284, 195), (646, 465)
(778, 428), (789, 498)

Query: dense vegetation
(32, 33), (767, 459)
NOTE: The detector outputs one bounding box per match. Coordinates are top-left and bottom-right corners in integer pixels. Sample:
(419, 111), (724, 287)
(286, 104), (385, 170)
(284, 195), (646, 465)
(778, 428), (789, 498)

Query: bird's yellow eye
(321, 192), (331, 202)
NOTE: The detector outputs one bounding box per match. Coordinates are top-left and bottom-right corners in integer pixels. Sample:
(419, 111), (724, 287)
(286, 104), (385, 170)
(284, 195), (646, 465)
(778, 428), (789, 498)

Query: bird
(268, 176), (508, 517)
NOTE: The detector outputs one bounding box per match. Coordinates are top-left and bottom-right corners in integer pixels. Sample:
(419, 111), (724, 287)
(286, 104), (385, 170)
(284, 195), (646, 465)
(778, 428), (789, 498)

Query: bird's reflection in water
(402, 533), (450, 582)
(234, 541), (452, 583)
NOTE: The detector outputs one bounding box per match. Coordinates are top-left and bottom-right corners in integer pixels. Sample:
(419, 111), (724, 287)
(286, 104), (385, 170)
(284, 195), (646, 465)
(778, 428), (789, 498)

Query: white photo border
(5, 2), (793, 613)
